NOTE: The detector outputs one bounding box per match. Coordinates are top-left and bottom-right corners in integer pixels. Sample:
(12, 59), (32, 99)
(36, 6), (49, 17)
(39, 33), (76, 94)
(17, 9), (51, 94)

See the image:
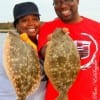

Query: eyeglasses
(53, 0), (73, 7)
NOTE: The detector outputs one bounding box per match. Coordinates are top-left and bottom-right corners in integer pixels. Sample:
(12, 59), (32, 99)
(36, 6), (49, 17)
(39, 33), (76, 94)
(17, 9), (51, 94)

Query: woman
(0, 2), (46, 100)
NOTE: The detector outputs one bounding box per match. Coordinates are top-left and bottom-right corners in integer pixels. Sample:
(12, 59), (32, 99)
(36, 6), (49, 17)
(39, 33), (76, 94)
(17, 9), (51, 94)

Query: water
(0, 33), (7, 44)
(0, 32), (17, 99)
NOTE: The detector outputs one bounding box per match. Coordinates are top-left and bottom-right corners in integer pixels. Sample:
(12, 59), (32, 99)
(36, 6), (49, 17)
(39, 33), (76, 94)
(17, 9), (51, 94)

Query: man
(38, 0), (100, 100)
(0, 2), (46, 100)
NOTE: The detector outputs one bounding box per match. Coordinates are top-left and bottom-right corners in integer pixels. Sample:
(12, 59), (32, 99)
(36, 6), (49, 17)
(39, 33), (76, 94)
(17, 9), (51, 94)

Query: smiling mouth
(28, 28), (35, 33)
(61, 10), (71, 16)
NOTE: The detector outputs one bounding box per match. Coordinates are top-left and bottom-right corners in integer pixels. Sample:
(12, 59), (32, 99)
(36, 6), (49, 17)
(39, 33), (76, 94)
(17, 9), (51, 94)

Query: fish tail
(17, 96), (26, 100)
(57, 92), (68, 100)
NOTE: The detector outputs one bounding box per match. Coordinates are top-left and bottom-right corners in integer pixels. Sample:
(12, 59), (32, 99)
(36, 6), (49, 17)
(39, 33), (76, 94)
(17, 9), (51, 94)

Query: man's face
(53, 0), (79, 23)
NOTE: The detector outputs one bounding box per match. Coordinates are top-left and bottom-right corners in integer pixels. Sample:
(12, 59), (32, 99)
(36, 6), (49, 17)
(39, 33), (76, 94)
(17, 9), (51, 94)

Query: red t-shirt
(38, 17), (100, 100)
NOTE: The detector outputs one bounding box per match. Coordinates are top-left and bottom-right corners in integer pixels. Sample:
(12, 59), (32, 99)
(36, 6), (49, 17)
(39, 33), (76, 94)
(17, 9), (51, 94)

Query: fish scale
(3, 31), (41, 100)
(44, 28), (80, 100)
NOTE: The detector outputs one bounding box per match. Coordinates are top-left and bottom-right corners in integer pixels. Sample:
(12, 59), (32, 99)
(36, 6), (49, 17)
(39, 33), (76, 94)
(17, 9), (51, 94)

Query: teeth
(62, 10), (71, 16)
(62, 10), (70, 15)
(28, 28), (35, 32)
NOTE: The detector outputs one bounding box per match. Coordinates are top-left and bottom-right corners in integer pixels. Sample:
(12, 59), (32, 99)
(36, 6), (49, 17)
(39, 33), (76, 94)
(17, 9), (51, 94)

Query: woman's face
(16, 14), (40, 39)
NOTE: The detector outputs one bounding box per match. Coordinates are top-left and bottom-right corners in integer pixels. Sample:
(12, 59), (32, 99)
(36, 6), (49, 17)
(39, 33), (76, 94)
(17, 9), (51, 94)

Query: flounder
(44, 28), (80, 100)
(3, 31), (41, 100)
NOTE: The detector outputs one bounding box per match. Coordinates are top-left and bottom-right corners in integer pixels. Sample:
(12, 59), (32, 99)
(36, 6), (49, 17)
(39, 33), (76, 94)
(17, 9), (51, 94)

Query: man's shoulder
(81, 16), (100, 30)
(82, 16), (100, 25)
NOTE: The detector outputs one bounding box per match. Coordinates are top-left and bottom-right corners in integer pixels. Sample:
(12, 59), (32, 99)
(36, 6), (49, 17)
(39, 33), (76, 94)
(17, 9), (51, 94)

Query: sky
(0, 0), (100, 23)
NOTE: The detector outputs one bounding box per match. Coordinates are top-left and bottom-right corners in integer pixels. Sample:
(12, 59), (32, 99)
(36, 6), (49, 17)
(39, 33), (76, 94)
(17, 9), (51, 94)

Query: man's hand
(39, 28), (69, 60)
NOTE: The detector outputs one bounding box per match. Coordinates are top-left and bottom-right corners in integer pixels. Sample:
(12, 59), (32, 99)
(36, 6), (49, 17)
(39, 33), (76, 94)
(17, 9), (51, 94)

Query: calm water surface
(0, 33), (7, 45)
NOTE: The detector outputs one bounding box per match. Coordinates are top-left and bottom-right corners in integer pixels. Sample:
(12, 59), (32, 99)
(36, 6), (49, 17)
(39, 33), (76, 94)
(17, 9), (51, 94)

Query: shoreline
(0, 29), (14, 33)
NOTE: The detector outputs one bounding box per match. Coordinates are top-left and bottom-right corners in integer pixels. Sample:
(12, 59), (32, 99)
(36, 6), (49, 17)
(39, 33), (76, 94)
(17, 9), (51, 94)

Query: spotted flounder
(44, 28), (80, 100)
(3, 31), (41, 100)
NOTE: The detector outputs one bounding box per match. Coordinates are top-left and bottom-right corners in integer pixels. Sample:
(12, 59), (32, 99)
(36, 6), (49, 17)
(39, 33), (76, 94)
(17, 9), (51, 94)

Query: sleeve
(38, 22), (54, 52)
(37, 24), (48, 52)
